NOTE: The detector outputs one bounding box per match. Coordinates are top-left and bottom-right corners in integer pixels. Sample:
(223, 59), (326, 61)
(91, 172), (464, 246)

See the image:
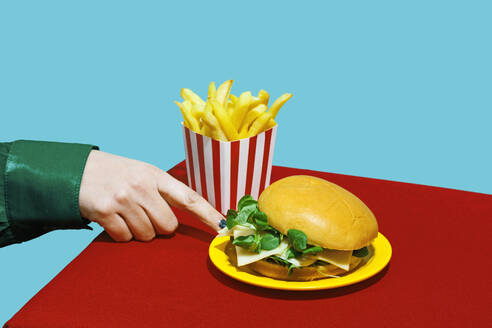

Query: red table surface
(5, 161), (492, 328)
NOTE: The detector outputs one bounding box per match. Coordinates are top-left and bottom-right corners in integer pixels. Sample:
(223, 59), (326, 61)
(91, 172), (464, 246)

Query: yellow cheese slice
(234, 228), (289, 266)
(233, 226), (256, 238)
(316, 249), (353, 271)
(217, 224), (256, 237)
(226, 227), (354, 270)
(277, 250), (318, 267)
(216, 227), (230, 237)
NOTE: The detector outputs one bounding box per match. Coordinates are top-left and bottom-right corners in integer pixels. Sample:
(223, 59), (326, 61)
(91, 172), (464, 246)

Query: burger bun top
(258, 175), (378, 250)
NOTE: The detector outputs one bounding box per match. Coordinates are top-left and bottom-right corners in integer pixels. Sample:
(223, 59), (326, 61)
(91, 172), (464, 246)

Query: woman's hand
(79, 150), (224, 242)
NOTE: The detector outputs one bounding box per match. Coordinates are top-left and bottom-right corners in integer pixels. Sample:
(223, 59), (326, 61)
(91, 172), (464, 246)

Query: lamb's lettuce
(352, 246), (369, 258)
(228, 196), (320, 259)
(302, 246), (323, 255)
(268, 255), (298, 274)
(260, 233), (280, 250)
(287, 229), (308, 251)
(232, 231), (261, 252)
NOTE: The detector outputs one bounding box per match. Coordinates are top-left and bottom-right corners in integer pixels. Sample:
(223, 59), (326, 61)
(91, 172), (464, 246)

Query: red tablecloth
(5, 161), (492, 328)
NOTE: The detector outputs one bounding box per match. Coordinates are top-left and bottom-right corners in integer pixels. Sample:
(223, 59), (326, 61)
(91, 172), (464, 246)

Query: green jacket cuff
(2, 140), (98, 246)
(0, 142), (15, 246)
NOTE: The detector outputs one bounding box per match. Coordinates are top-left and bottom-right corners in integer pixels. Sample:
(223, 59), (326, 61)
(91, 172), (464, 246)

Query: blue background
(0, 0), (490, 324)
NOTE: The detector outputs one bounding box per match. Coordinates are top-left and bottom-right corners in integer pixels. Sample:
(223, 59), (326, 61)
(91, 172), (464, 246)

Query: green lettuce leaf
(260, 233), (280, 250)
(287, 229), (307, 251)
(352, 246), (369, 258)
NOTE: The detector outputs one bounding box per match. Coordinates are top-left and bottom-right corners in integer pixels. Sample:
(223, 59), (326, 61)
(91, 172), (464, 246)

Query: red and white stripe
(182, 124), (278, 215)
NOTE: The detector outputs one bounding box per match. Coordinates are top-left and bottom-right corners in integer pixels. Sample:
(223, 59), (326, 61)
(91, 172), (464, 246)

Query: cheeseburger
(218, 175), (379, 281)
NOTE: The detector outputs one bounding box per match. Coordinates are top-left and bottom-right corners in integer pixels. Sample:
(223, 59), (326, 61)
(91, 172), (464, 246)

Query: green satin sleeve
(0, 140), (98, 247)
(0, 142), (15, 246)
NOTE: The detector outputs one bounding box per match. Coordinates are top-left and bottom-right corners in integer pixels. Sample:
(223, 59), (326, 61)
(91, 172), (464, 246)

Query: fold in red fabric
(5, 161), (492, 328)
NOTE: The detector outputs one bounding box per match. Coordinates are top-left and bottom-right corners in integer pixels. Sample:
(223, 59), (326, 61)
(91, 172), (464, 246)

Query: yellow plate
(209, 232), (392, 290)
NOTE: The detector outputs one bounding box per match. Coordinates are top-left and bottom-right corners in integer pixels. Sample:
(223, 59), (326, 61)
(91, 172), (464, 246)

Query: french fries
(231, 91), (251, 131)
(202, 102), (227, 141)
(248, 112), (273, 136)
(211, 99), (239, 141)
(216, 80), (233, 107)
(250, 89), (270, 109)
(207, 82), (216, 100)
(181, 88), (206, 107)
(269, 93), (292, 118)
(176, 80), (291, 141)
(175, 100), (200, 132)
(239, 104), (267, 138)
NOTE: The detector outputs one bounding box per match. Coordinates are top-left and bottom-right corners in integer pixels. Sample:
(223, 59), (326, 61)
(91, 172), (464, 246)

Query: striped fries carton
(182, 124), (278, 215)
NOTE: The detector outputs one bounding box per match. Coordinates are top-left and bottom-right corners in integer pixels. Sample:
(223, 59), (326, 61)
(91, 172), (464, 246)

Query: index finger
(157, 171), (224, 231)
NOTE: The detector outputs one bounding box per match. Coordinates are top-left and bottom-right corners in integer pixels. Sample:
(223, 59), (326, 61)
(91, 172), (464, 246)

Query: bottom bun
(247, 257), (362, 281)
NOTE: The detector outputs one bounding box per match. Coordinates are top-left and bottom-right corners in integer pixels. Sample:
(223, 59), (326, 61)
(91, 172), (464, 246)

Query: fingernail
(219, 219), (226, 229)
